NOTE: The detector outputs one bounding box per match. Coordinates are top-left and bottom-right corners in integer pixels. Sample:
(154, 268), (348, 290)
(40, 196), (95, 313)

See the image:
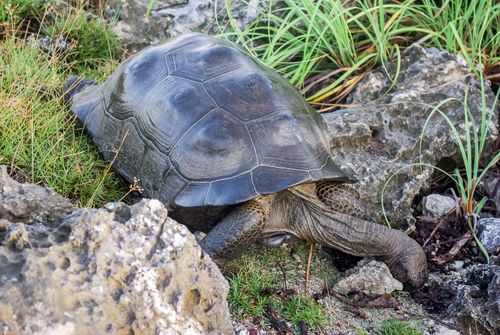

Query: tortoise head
(62, 76), (97, 105)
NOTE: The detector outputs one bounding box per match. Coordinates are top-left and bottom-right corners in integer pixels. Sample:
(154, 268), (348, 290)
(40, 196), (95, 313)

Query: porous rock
(424, 256), (499, 334)
(478, 218), (500, 255)
(325, 45), (498, 228)
(105, 0), (266, 51)
(0, 167), (233, 335)
(333, 259), (403, 296)
(422, 194), (456, 218)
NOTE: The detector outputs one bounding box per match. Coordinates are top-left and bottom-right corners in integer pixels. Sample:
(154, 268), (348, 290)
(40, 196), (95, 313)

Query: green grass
(0, 22), (126, 207)
(378, 317), (423, 335)
(45, 9), (122, 68)
(0, 0), (45, 26)
(220, 0), (499, 107)
(226, 245), (328, 331)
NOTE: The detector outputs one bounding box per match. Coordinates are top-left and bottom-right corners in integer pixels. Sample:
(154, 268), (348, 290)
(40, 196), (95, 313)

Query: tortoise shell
(69, 33), (353, 207)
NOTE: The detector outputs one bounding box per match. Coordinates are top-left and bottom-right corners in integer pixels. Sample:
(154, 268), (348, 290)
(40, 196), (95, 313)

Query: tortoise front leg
(314, 181), (428, 288)
(316, 181), (372, 221)
(200, 199), (269, 257)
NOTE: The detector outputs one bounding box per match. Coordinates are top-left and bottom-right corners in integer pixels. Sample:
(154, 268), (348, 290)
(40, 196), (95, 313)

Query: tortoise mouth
(258, 233), (298, 247)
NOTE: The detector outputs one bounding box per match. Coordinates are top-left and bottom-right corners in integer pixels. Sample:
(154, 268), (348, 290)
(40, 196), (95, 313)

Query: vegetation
(1, 0), (499, 332)
(226, 245), (328, 331)
(46, 9), (122, 67)
(220, 0), (499, 108)
(378, 317), (423, 335)
(0, 1), (126, 207)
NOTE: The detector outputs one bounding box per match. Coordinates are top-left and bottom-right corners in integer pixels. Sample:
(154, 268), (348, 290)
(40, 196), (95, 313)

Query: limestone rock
(424, 256), (499, 334)
(324, 45), (498, 228)
(105, 0), (267, 51)
(0, 167), (233, 335)
(433, 325), (460, 335)
(333, 259), (403, 296)
(478, 218), (500, 255)
(422, 194), (456, 218)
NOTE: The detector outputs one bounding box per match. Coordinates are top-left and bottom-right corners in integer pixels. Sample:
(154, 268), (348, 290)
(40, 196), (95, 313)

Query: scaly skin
(201, 181), (428, 289)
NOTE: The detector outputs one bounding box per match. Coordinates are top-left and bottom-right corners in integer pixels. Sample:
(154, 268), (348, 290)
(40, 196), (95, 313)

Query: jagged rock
(424, 256), (499, 334)
(422, 194), (456, 218)
(478, 218), (500, 254)
(333, 259), (403, 296)
(105, 0), (267, 51)
(0, 167), (233, 335)
(324, 45), (498, 228)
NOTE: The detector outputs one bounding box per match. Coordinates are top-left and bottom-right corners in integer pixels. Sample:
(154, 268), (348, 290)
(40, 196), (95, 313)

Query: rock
(0, 167), (233, 335)
(325, 45), (498, 228)
(433, 325), (460, 335)
(333, 259), (403, 296)
(105, 0), (268, 51)
(478, 218), (500, 254)
(422, 194), (456, 218)
(424, 256), (499, 334)
(477, 173), (500, 213)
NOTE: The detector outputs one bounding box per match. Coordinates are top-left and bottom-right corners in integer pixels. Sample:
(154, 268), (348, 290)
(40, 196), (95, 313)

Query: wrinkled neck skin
(262, 183), (403, 264)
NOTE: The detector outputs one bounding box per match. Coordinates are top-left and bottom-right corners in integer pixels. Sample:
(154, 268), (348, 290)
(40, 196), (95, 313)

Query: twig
(423, 205), (459, 247)
(266, 302), (293, 335)
(305, 243), (314, 296)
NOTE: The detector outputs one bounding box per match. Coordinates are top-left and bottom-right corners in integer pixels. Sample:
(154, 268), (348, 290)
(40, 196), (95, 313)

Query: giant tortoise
(64, 33), (427, 288)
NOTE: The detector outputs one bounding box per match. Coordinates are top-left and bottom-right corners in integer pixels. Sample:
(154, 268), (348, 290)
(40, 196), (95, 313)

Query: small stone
(450, 260), (464, 271)
(333, 259), (403, 296)
(433, 325), (460, 335)
(478, 218), (500, 254)
(423, 194), (456, 218)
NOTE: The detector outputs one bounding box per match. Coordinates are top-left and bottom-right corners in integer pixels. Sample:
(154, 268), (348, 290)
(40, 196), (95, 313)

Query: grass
(0, 3), (127, 207)
(419, 79), (499, 261)
(0, 0), (44, 26)
(378, 317), (423, 335)
(226, 245), (328, 331)
(380, 72), (499, 259)
(45, 9), (122, 68)
(1, 0), (498, 333)
(220, 0), (499, 109)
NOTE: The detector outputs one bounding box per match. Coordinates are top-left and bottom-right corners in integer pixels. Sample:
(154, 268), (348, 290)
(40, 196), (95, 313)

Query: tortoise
(64, 33), (427, 288)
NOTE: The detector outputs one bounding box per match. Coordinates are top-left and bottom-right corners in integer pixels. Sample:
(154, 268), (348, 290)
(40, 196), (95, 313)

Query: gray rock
(0, 167), (233, 335)
(433, 325), (460, 335)
(325, 45), (498, 229)
(333, 259), (403, 296)
(423, 194), (456, 218)
(106, 0), (268, 51)
(478, 218), (500, 254)
(425, 256), (499, 334)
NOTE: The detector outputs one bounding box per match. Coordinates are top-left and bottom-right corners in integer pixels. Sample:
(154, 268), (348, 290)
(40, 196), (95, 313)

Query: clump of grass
(378, 317), (423, 335)
(283, 294), (326, 329)
(45, 9), (122, 67)
(0, 37), (126, 207)
(228, 261), (275, 318)
(0, 0), (45, 25)
(220, 0), (499, 106)
(226, 246), (327, 331)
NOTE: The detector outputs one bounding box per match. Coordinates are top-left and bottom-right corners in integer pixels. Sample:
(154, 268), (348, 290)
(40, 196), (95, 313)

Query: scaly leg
(200, 199), (269, 257)
(316, 181), (371, 221)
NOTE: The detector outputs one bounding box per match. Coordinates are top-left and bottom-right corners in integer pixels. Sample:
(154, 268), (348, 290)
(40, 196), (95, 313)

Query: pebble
(422, 194), (456, 218)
